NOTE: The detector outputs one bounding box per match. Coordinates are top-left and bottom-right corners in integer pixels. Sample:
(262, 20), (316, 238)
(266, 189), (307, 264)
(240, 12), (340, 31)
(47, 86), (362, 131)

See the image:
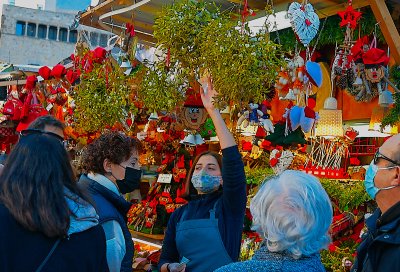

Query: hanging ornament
(269, 149), (294, 174)
(287, 2), (320, 46)
(337, 5), (362, 29)
(179, 88), (208, 131)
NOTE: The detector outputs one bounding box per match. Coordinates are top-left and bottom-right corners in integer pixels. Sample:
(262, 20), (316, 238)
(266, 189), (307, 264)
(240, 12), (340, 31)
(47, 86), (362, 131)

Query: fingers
(207, 76), (214, 92)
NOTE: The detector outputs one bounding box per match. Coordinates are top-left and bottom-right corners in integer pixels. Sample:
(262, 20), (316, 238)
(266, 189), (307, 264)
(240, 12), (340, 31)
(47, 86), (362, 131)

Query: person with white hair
(215, 170), (333, 272)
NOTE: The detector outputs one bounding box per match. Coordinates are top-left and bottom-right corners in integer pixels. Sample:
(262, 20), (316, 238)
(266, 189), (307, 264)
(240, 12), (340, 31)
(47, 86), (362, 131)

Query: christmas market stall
(1, 0), (400, 271)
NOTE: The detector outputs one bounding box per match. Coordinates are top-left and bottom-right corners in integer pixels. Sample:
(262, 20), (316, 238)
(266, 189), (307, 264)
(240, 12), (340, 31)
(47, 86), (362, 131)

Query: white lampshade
(194, 134), (204, 145)
(378, 90), (394, 107)
(124, 68), (132, 76)
(148, 112), (159, 120)
(121, 60), (131, 68)
(181, 134), (196, 146)
(324, 97), (338, 110)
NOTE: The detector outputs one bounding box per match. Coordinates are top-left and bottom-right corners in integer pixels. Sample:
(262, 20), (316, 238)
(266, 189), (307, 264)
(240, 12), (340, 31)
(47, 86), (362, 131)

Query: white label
(46, 103), (53, 111)
(157, 174), (172, 184)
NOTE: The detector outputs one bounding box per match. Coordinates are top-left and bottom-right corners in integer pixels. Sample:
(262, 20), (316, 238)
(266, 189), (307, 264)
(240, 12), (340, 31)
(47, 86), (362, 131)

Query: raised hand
(199, 75), (217, 112)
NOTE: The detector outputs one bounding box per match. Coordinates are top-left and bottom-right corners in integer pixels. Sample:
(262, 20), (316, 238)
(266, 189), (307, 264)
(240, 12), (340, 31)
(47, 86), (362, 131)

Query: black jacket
(0, 203), (109, 272)
(351, 202), (400, 272)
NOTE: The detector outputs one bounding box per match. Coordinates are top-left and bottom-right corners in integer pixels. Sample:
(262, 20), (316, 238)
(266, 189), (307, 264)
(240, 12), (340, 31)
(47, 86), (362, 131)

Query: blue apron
(175, 200), (233, 272)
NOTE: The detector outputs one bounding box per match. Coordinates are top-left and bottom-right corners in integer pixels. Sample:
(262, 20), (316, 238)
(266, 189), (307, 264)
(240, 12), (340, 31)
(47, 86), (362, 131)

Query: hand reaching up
(199, 75), (217, 112)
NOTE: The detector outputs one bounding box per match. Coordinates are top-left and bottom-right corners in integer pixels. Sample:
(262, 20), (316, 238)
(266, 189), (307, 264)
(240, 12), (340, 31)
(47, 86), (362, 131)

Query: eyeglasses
(374, 150), (400, 166)
(19, 129), (68, 148)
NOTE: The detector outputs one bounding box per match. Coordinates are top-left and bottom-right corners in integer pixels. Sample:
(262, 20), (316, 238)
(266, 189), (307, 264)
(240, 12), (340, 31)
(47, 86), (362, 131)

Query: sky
(56, 0), (91, 11)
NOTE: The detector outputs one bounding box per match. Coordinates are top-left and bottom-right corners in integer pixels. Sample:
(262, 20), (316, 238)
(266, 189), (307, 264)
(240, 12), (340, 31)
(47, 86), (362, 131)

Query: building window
(48, 26), (57, 40)
(27, 23), (36, 37)
(59, 28), (68, 42)
(99, 34), (108, 47)
(69, 30), (78, 43)
(38, 24), (47, 39)
(16, 21), (25, 36)
(90, 32), (99, 46)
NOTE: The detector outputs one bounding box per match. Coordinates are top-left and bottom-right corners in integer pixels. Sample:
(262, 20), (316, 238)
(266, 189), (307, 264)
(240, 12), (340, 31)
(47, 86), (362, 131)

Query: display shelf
(130, 230), (164, 249)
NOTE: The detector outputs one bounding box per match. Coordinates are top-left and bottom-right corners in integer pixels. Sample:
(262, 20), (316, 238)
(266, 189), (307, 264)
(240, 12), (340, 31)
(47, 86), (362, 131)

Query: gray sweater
(214, 246), (326, 272)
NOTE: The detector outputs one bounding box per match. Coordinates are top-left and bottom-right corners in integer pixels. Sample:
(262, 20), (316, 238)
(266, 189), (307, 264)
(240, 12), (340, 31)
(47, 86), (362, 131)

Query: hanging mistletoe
(73, 52), (137, 133)
(152, 0), (284, 108)
(137, 58), (188, 112)
(200, 19), (284, 106)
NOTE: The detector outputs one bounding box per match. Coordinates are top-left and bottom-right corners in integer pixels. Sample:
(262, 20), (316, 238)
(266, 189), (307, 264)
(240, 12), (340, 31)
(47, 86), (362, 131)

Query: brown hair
(80, 132), (134, 175)
(0, 133), (88, 238)
(183, 151), (223, 198)
(28, 115), (65, 130)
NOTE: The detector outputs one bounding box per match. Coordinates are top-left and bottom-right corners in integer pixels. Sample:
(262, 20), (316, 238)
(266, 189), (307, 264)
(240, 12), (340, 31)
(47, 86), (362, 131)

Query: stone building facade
(0, 4), (110, 66)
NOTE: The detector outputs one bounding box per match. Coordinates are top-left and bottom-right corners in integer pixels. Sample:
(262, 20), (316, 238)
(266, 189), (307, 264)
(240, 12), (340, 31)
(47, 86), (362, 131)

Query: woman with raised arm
(158, 77), (246, 272)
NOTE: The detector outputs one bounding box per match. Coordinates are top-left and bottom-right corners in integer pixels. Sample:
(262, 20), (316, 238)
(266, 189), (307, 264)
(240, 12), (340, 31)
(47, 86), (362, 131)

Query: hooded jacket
(351, 202), (400, 272)
(0, 189), (109, 272)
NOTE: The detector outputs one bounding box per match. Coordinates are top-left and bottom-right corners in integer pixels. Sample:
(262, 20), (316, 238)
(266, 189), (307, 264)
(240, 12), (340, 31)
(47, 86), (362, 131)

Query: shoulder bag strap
(35, 239), (61, 272)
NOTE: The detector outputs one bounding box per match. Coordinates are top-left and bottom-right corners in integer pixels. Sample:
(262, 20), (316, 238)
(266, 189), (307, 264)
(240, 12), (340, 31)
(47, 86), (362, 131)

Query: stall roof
(79, 0), (400, 63)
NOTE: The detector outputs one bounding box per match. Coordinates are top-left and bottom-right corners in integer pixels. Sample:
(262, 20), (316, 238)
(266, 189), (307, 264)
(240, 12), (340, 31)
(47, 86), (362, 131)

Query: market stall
(1, 0), (400, 271)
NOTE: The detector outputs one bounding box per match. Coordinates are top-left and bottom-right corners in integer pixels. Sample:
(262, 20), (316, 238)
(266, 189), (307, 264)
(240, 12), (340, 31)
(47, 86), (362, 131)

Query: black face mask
(116, 167), (142, 194)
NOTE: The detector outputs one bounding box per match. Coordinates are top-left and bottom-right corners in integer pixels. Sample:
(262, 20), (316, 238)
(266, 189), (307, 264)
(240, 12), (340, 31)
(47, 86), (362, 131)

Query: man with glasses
(28, 115), (65, 140)
(351, 134), (400, 272)
(0, 116), (66, 172)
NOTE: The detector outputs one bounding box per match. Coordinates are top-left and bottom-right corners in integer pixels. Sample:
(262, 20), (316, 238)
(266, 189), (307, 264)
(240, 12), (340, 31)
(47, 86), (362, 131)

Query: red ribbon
(125, 23), (135, 37)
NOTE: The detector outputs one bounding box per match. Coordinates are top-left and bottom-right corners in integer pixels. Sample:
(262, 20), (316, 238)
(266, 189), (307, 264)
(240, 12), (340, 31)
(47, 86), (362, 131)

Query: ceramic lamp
(378, 90), (394, 107)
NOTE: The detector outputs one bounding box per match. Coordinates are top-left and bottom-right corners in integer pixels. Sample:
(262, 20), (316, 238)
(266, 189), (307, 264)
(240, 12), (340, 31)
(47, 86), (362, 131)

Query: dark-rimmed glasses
(374, 150), (400, 166)
(19, 129), (68, 148)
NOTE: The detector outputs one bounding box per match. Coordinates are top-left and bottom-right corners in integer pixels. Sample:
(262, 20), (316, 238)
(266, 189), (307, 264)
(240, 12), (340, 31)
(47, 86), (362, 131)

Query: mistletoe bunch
(73, 54), (137, 133)
(200, 19), (283, 106)
(138, 59), (188, 112)
(152, 0), (283, 109)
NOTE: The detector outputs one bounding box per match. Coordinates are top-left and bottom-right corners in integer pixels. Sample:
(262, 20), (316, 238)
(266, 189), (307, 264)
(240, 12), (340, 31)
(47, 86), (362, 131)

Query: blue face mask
(191, 171), (222, 194)
(364, 160), (398, 199)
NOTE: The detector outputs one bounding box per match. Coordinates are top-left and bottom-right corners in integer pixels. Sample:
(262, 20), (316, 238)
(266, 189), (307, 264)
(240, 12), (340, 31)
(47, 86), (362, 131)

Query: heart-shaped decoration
(300, 107), (318, 133)
(270, 149), (294, 175)
(287, 2), (320, 46)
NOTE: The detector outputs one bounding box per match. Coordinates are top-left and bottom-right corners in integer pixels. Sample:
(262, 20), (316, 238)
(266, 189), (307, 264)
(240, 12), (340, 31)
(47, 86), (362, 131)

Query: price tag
(46, 103), (53, 111)
(157, 174), (172, 184)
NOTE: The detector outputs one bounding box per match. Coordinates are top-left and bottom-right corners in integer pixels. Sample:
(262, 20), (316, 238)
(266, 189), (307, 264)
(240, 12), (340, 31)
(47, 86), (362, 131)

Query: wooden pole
(368, 0), (400, 64)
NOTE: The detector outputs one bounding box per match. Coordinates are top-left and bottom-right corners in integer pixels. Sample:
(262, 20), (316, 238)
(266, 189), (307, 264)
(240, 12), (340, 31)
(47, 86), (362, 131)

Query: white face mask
(191, 170), (222, 194)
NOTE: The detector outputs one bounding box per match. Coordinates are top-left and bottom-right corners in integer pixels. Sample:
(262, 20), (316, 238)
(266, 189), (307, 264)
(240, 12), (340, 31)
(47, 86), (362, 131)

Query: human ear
(390, 166), (400, 186)
(103, 158), (112, 173)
